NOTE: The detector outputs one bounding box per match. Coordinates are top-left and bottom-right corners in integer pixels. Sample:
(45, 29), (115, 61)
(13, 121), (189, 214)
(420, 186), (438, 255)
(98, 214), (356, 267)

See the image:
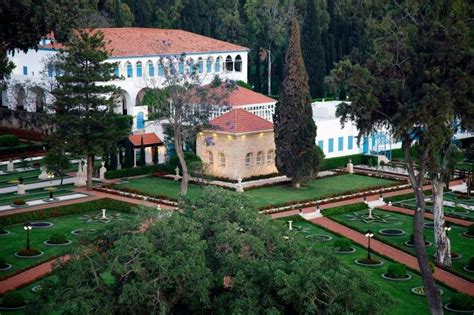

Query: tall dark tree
(274, 17), (320, 188)
(326, 1), (473, 313)
(51, 30), (130, 189)
(301, 0), (326, 98)
(138, 136), (146, 166)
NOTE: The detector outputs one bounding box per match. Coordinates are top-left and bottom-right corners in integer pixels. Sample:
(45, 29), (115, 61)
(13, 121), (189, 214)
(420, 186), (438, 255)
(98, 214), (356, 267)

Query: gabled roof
(129, 133), (162, 147)
(224, 86), (276, 107)
(209, 109), (273, 134)
(40, 28), (248, 57)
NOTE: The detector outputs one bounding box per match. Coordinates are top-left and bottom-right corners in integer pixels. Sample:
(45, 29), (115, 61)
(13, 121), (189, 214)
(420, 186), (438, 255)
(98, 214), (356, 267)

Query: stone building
(196, 109), (277, 180)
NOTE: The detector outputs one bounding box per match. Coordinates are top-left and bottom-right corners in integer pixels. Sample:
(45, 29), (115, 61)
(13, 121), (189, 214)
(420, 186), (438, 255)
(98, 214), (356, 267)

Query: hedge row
(105, 164), (174, 179)
(322, 202), (368, 216)
(319, 154), (378, 171)
(0, 143), (44, 155)
(0, 134), (19, 147)
(0, 198), (135, 226)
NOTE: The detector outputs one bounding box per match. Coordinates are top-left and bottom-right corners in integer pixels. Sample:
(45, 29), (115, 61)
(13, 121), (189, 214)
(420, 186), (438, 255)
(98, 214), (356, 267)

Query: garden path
(311, 217), (474, 296)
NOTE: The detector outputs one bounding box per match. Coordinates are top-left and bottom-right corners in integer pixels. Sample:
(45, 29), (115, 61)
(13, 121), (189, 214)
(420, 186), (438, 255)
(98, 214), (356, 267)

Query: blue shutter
(328, 138), (334, 153)
(148, 63), (154, 76)
(136, 63), (142, 77)
(207, 59), (212, 72)
(23, 66), (28, 75)
(47, 65), (53, 77)
(158, 64), (164, 76)
(198, 60), (203, 73)
(363, 137), (369, 153)
(318, 140), (323, 150)
(215, 59), (221, 72)
(114, 66), (120, 77)
(338, 137), (344, 151)
(127, 64), (133, 78)
(137, 112), (144, 129)
(348, 136), (353, 150)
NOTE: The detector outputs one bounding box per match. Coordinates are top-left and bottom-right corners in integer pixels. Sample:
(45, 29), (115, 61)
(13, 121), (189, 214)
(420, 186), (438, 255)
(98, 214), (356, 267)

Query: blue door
(362, 137), (369, 154)
(137, 112), (144, 129)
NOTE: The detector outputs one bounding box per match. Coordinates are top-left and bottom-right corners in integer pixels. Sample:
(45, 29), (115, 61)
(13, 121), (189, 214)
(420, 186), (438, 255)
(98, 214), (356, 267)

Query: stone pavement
(311, 217), (474, 296)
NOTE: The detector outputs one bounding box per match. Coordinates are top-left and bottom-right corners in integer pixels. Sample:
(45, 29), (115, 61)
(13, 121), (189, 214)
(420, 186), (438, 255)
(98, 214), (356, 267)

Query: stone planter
(14, 251), (44, 259)
(31, 222), (53, 229)
(461, 232), (474, 239)
(10, 203), (27, 208)
(462, 266), (474, 273)
(43, 240), (72, 247)
(305, 234), (333, 242)
(0, 304), (26, 311)
(411, 286), (443, 296)
(0, 263), (12, 271)
(333, 247), (356, 254)
(31, 285), (42, 293)
(71, 229), (96, 236)
(379, 229), (406, 236)
(381, 273), (412, 281)
(354, 259), (384, 268)
(42, 197), (60, 203)
(404, 240), (432, 247)
(0, 230), (11, 237)
(444, 304), (474, 314)
(423, 223), (434, 229)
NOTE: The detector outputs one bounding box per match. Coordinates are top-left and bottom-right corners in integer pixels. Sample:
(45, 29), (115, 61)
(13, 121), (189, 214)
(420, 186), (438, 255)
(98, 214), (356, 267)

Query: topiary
(333, 239), (352, 251)
(386, 263), (407, 279)
(1, 291), (26, 308)
(12, 199), (26, 206)
(467, 224), (474, 236)
(450, 293), (474, 311)
(49, 233), (67, 244)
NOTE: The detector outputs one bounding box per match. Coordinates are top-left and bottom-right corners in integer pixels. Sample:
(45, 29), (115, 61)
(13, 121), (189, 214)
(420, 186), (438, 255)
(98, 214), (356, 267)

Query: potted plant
(382, 263), (411, 281)
(445, 293), (474, 313)
(0, 292), (26, 310)
(15, 247), (42, 258)
(11, 199), (26, 207)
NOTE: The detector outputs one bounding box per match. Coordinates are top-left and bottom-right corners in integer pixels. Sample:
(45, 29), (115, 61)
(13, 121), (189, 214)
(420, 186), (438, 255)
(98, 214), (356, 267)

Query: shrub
(468, 224), (474, 236)
(333, 239), (352, 251)
(386, 263), (407, 279)
(105, 164), (174, 179)
(0, 134), (19, 147)
(1, 292), (26, 308)
(12, 199), (26, 206)
(49, 233), (67, 244)
(168, 152), (202, 171)
(323, 203), (368, 216)
(450, 293), (474, 311)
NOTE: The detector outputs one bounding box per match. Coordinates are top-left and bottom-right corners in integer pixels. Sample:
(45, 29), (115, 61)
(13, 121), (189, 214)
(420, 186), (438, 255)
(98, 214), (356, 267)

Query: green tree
(326, 1), (473, 312)
(123, 139), (134, 168)
(274, 17), (320, 188)
(42, 145), (71, 186)
(152, 144), (158, 164)
(138, 136), (146, 166)
(301, 0), (326, 98)
(50, 30), (130, 190)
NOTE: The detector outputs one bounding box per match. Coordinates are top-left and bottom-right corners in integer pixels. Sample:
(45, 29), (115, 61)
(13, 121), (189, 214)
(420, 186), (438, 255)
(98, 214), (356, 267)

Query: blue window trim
(198, 60), (203, 73)
(206, 59), (212, 72)
(158, 64), (164, 76)
(348, 136), (353, 150)
(136, 62), (142, 77)
(178, 62), (184, 74)
(215, 59), (221, 72)
(318, 140), (323, 150)
(47, 65), (53, 77)
(126, 64), (133, 78)
(338, 137), (344, 151)
(148, 63), (154, 76)
(114, 66), (120, 77)
(23, 66), (28, 75)
(328, 138), (334, 153)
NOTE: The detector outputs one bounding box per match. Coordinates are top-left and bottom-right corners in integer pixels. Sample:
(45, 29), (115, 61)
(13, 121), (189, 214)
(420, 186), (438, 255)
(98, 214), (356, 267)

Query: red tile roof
(224, 86), (276, 107)
(129, 133), (162, 147)
(40, 28), (248, 57)
(209, 109), (273, 134)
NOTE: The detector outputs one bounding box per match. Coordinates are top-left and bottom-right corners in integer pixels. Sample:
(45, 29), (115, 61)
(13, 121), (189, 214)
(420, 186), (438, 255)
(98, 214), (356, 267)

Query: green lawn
(115, 174), (398, 208)
(328, 208), (474, 281)
(289, 219), (459, 315)
(0, 185), (75, 206)
(0, 169), (43, 187)
(0, 210), (132, 279)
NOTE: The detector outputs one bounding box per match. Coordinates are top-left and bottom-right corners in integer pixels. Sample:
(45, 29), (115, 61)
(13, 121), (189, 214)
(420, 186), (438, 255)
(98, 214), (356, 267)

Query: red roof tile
(224, 86), (276, 107)
(209, 109), (273, 134)
(129, 133), (162, 146)
(40, 28), (248, 57)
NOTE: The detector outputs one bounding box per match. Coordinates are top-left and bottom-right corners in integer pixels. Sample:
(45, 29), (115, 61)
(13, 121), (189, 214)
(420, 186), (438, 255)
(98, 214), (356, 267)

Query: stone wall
(196, 130), (277, 180)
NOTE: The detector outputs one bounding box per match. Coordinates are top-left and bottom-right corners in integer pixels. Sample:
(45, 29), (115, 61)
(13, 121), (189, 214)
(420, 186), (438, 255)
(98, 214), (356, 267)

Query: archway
(115, 90), (131, 115)
(135, 88), (151, 107)
(13, 84), (26, 111)
(31, 87), (46, 113)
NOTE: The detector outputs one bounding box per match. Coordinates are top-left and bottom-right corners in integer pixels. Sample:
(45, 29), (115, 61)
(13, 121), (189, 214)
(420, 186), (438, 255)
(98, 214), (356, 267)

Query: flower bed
(15, 248), (44, 258)
(411, 286), (443, 296)
(354, 258), (384, 267)
(378, 228), (406, 236)
(94, 186), (178, 207)
(305, 234), (332, 242)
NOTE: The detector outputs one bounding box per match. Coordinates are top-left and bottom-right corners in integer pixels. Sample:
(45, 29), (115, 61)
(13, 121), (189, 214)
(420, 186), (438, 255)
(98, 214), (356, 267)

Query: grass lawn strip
(115, 174), (398, 208)
(0, 186), (75, 206)
(328, 208), (474, 281)
(287, 218), (459, 315)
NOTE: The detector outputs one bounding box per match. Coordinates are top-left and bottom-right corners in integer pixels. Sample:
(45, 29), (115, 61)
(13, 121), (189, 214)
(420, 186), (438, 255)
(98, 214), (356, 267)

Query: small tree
(42, 146), (71, 186)
(123, 140), (133, 168)
(152, 144), (158, 165)
(138, 137), (146, 166)
(274, 17), (320, 188)
(50, 30), (130, 189)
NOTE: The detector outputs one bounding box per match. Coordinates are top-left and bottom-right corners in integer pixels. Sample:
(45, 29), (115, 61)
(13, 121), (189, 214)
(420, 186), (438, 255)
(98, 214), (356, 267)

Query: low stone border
(462, 266), (474, 273)
(333, 247), (356, 254)
(0, 263), (12, 271)
(43, 240), (72, 247)
(433, 253), (463, 261)
(411, 286), (443, 296)
(461, 232), (474, 239)
(423, 223), (434, 229)
(354, 259), (384, 268)
(0, 230), (11, 237)
(31, 222), (54, 229)
(94, 187), (178, 207)
(305, 234), (333, 242)
(71, 229), (96, 236)
(0, 304), (26, 311)
(404, 240), (432, 247)
(444, 304), (474, 314)
(31, 285), (42, 293)
(381, 273), (412, 281)
(9, 203), (27, 208)
(379, 228), (406, 236)
(14, 251), (44, 259)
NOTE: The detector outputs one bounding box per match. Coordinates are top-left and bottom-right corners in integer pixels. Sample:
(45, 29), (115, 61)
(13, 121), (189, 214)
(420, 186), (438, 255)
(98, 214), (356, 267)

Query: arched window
(256, 151), (263, 165)
(126, 62), (133, 78)
(208, 151), (214, 165)
(188, 59), (195, 74)
(33, 88), (45, 113)
(225, 55), (233, 71)
(14, 85), (25, 111)
(245, 153), (252, 167)
(267, 150), (274, 164)
(219, 153), (225, 167)
(136, 61), (142, 77)
(178, 61), (185, 74)
(114, 63), (120, 77)
(158, 63), (164, 77)
(215, 57), (222, 73)
(234, 55), (242, 72)
(197, 57), (204, 73)
(47, 65), (53, 77)
(147, 61), (154, 77)
(206, 57), (212, 73)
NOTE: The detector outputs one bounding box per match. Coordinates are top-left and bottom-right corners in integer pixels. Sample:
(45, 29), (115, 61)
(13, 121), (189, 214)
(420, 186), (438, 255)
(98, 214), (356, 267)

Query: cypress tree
(109, 151), (118, 170)
(152, 144), (159, 165)
(301, 0), (326, 98)
(273, 17), (320, 188)
(124, 140), (133, 168)
(139, 136), (146, 166)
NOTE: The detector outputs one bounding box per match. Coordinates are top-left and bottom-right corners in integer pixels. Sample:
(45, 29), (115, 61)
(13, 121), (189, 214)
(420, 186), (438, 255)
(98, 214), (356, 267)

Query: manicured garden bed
(113, 174), (399, 208)
(289, 218), (458, 315)
(0, 185), (75, 206)
(328, 208), (474, 281)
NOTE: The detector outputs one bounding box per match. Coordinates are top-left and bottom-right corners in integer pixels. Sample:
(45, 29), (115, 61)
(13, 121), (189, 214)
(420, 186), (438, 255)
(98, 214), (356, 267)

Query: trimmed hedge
(49, 233), (67, 244)
(319, 154), (378, 171)
(387, 263), (408, 279)
(105, 164), (174, 179)
(0, 198), (136, 226)
(322, 202), (367, 216)
(1, 292), (26, 308)
(0, 134), (19, 147)
(450, 293), (474, 311)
